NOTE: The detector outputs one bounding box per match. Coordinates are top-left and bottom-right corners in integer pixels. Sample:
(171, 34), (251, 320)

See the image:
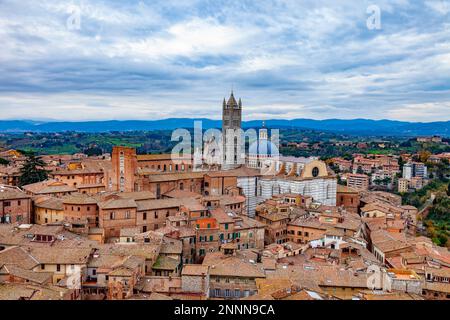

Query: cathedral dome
(248, 139), (279, 156)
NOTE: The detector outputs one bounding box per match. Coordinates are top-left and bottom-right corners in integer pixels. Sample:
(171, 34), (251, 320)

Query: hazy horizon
(1, 117), (449, 124)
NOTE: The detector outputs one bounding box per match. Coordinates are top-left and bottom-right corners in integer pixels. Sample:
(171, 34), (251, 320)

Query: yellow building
(34, 197), (64, 224)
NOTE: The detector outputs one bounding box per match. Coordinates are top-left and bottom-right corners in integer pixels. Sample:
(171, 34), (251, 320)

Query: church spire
(227, 90), (238, 108)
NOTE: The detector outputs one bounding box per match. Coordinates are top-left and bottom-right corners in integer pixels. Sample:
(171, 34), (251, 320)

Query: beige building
(398, 178), (409, 193)
(34, 197), (64, 225)
(346, 173), (369, 191)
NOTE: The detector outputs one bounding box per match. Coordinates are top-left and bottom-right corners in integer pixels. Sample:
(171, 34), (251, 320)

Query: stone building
(181, 264), (210, 298)
(222, 91), (243, 170)
(258, 158), (337, 206)
(202, 247), (266, 299)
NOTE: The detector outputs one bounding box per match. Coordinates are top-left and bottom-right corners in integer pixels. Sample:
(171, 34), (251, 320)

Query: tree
(18, 153), (50, 187)
(83, 146), (103, 156)
(419, 150), (431, 163)
(0, 157), (10, 165)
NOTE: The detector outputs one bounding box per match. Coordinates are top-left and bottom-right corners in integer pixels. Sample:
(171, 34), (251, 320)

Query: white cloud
(387, 102), (450, 122)
(425, 0), (450, 15)
(0, 0), (449, 122)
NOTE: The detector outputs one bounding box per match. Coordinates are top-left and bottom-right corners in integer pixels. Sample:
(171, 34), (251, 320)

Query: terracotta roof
(152, 255), (180, 270)
(160, 238), (182, 255)
(62, 193), (98, 205)
(144, 172), (204, 182)
(109, 266), (134, 277)
(98, 244), (160, 261)
(202, 252), (266, 278)
(371, 230), (412, 253)
(119, 191), (156, 201)
(88, 254), (126, 269)
(136, 198), (182, 211)
(163, 189), (201, 199)
(1, 265), (53, 284)
(210, 207), (234, 224)
(33, 197), (64, 211)
(137, 154), (191, 161)
(0, 283), (38, 300)
(289, 217), (327, 229)
(0, 246), (40, 269)
(205, 167), (260, 178)
(99, 198), (137, 209)
(120, 227), (141, 238)
(29, 247), (92, 265)
(181, 264), (209, 276)
(336, 185), (359, 194)
(22, 180), (77, 195)
(0, 190), (31, 200)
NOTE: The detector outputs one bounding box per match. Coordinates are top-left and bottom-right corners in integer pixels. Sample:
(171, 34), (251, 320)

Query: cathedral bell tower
(222, 91), (242, 170)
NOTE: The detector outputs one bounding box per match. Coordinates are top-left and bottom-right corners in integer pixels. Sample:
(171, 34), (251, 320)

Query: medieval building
(222, 91), (243, 170)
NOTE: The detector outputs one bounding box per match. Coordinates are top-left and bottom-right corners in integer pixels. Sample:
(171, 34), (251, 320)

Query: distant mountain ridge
(0, 119), (449, 136)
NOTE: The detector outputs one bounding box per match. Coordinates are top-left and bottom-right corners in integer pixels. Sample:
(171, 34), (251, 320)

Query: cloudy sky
(0, 0), (449, 122)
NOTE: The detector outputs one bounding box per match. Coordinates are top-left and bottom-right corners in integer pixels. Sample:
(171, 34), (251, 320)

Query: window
(18, 200), (21, 206)
(225, 289), (231, 297)
(234, 289), (240, 297)
(125, 211), (131, 219)
(209, 235), (213, 241)
(143, 212), (147, 220)
(110, 212), (115, 220)
(312, 167), (320, 177)
(56, 264), (61, 272)
(154, 212), (158, 219)
(214, 288), (220, 297)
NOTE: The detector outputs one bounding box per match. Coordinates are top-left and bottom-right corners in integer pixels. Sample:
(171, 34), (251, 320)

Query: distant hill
(0, 119), (449, 136)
